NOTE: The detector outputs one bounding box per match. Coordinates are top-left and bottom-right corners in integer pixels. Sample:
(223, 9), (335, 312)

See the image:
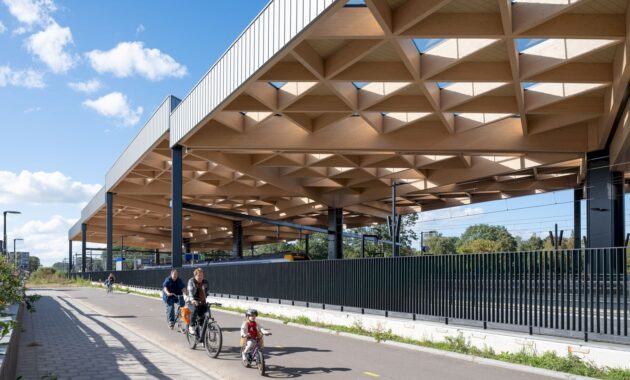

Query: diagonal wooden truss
(75, 0), (630, 251)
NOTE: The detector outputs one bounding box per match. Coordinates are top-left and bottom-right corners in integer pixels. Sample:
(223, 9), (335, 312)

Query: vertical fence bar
(572, 248), (577, 331)
(578, 248), (583, 332)
(560, 250), (565, 330)
(616, 248), (620, 336)
(608, 248), (613, 335)
(624, 247), (628, 337)
(598, 248), (603, 334)
(544, 250), (549, 328)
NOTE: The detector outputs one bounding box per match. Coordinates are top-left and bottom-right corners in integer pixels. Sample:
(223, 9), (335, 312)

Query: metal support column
(327, 207), (343, 260)
(154, 249), (160, 266)
(574, 188), (582, 249)
(304, 234), (310, 256)
(106, 191), (113, 271)
(68, 240), (72, 275)
(81, 223), (87, 273)
(586, 150), (625, 248)
(171, 145), (183, 268)
(232, 221), (243, 258)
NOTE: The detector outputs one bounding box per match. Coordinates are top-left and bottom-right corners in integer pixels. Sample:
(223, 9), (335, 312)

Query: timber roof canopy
(70, 0), (630, 251)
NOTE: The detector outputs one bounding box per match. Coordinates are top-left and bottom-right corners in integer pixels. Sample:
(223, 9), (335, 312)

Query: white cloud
(9, 215), (77, 265)
(0, 21), (6, 33)
(2, 0), (56, 28)
(0, 65), (45, 88)
(86, 41), (187, 81)
(26, 21), (76, 73)
(0, 170), (101, 204)
(24, 106), (41, 113)
(136, 24), (145, 35)
(68, 78), (101, 93)
(83, 91), (143, 126)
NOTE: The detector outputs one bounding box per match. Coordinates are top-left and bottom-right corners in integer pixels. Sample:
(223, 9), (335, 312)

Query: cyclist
(162, 269), (186, 329)
(240, 309), (264, 363)
(104, 273), (115, 291)
(186, 267), (209, 334)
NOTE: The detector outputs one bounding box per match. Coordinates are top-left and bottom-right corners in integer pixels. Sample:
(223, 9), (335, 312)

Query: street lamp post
(3, 211), (21, 256)
(13, 238), (23, 267)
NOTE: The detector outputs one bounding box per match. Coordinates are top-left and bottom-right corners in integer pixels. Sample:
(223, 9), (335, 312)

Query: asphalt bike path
(21, 287), (561, 380)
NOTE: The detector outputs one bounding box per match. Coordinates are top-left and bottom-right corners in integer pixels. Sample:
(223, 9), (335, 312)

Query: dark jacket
(187, 277), (209, 303)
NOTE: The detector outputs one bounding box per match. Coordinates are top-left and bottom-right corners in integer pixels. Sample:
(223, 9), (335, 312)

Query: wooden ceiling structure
(70, 0), (630, 252)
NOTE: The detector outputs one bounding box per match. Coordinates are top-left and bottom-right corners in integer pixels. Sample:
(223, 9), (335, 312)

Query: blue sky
(0, 0), (267, 264)
(0, 1), (627, 265)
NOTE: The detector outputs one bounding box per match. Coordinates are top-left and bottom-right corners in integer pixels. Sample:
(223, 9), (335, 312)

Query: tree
(28, 256), (40, 272)
(424, 233), (458, 255)
(52, 262), (67, 273)
(519, 234), (544, 251)
(359, 213), (419, 256)
(458, 239), (502, 254)
(457, 224), (517, 253)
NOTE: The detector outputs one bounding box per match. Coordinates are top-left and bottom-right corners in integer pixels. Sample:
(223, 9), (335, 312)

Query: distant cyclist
(186, 268), (210, 334)
(105, 273), (115, 291)
(162, 269), (186, 329)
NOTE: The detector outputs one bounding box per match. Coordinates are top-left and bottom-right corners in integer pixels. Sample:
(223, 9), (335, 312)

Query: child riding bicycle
(240, 309), (266, 363)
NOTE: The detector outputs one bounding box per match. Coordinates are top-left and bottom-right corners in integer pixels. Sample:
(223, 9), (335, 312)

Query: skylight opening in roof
(353, 82), (369, 89)
(345, 0), (366, 6)
(269, 82), (287, 89)
(437, 82), (453, 89)
(413, 39), (446, 53)
(516, 39), (546, 53)
(522, 82), (537, 90)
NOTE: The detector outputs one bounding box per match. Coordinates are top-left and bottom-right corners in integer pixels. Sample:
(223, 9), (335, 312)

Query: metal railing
(76, 248), (629, 344)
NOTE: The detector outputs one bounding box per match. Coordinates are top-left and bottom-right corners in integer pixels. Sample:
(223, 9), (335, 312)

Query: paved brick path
(16, 289), (212, 380)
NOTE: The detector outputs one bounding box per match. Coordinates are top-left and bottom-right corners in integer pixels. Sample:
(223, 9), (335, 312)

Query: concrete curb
(108, 286), (598, 379)
(0, 303), (24, 380)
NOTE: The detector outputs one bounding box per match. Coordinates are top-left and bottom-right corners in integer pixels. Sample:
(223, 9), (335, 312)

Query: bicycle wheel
(257, 350), (265, 376)
(204, 321), (222, 358)
(186, 325), (197, 350)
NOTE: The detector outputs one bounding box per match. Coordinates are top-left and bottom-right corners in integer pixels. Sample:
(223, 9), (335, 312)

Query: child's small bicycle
(241, 328), (272, 376)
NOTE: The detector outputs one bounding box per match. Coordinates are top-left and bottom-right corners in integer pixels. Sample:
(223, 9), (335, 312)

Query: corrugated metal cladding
(81, 186), (106, 221)
(169, 0), (339, 146)
(105, 95), (181, 191)
(68, 219), (82, 240)
(68, 185), (105, 239)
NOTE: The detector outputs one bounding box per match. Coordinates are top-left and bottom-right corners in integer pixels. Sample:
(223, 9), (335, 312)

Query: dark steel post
(171, 145), (183, 268)
(391, 183), (399, 257)
(586, 150), (625, 248)
(68, 240), (72, 275)
(327, 207), (343, 259)
(81, 223), (87, 273)
(574, 188), (582, 249)
(361, 235), (366, 258)
(154, 249), (160, 265)
(232, 220), (243, 258)
(106, 191), (113, 271)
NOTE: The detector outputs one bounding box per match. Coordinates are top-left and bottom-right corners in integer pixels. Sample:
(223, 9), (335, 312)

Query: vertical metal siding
(105, 96), (180, 191)
(169, 0), (339, 146)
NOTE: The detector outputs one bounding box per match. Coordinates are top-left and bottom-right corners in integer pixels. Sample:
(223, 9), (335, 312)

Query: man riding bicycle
(162, 269), (186, 329)
(186, 268), (209, 334)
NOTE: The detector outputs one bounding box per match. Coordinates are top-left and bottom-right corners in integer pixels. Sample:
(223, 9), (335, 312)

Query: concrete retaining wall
(0, 304), (24, 380)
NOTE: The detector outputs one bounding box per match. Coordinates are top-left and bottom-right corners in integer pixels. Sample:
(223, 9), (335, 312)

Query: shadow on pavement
(263, 364), (352, 378)
(57, 295), (169, 378)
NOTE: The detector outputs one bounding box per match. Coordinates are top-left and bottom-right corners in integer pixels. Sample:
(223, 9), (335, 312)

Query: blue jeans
(166, 295), (185, 324)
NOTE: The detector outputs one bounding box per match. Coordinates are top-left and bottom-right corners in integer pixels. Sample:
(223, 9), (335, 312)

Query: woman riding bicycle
(186, 268), (209, 334)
